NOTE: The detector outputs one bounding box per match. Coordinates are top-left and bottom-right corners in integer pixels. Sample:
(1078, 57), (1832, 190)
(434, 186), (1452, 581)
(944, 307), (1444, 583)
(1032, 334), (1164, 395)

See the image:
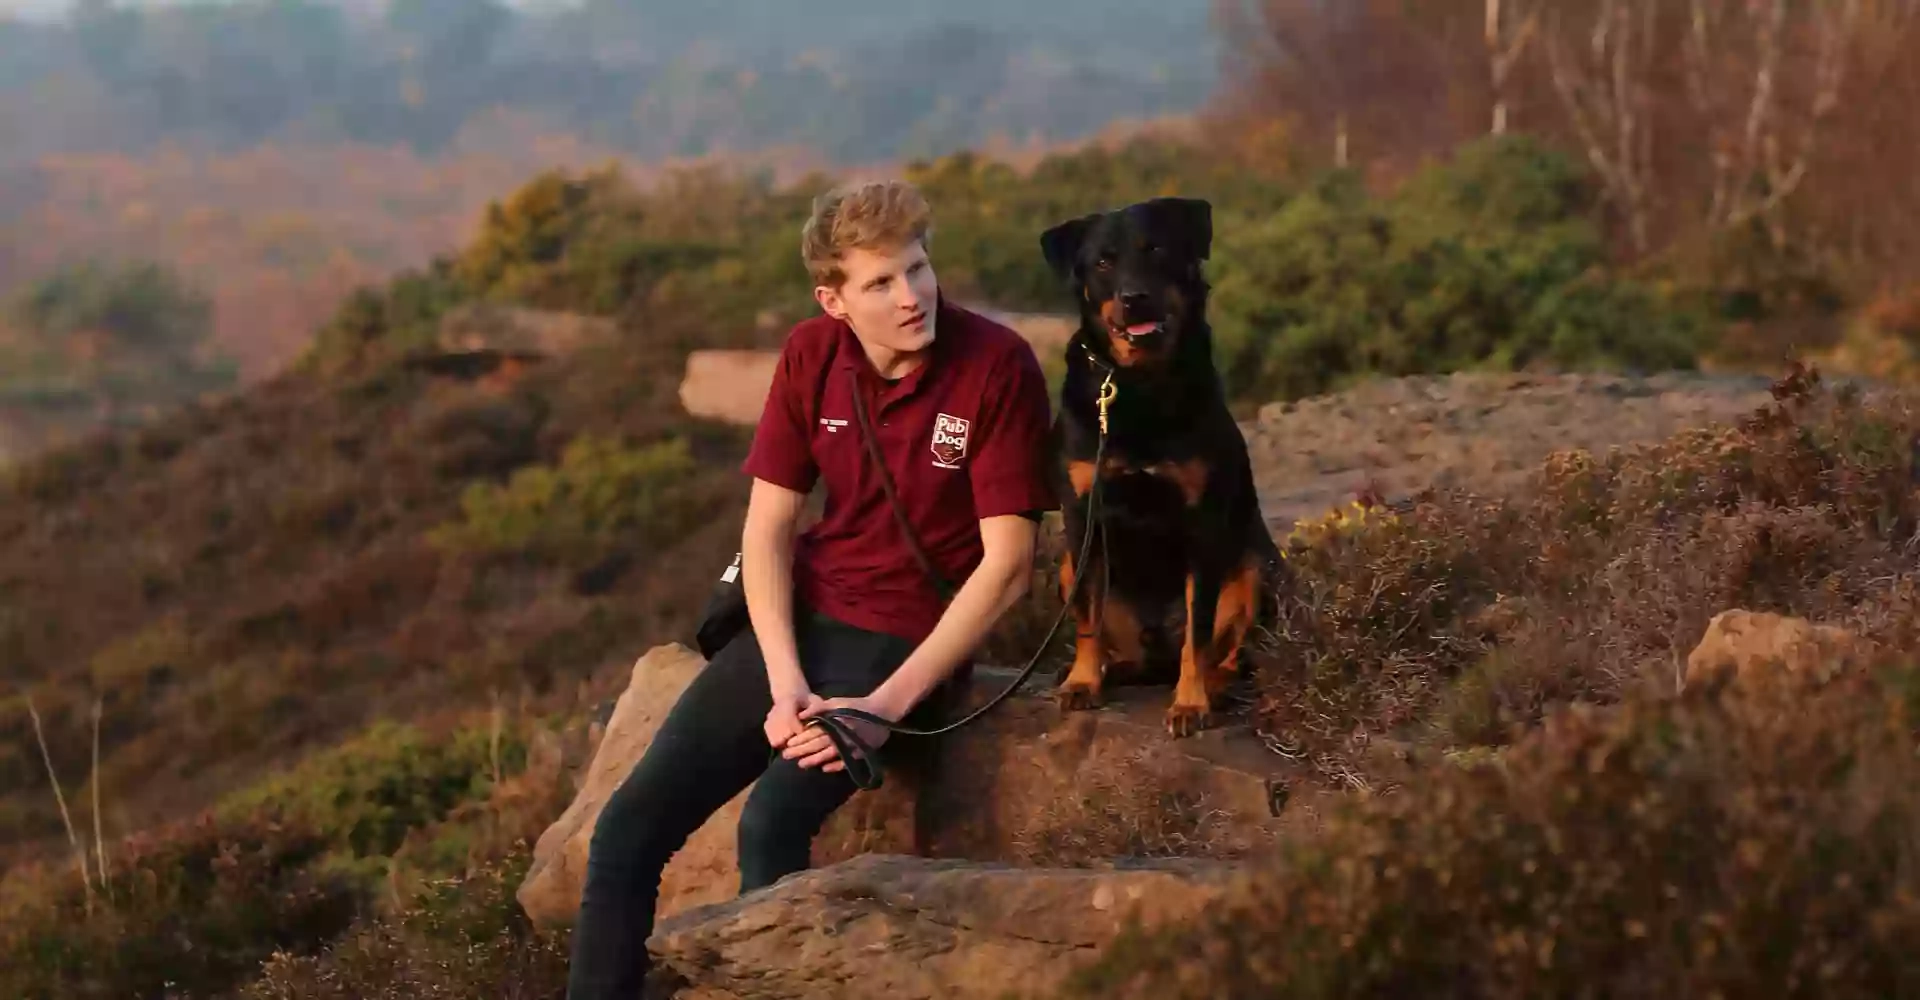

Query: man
(566, 178), (1057, 998)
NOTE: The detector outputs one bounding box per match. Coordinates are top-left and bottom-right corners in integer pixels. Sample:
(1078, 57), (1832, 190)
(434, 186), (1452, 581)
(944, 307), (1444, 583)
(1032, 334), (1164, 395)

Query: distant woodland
(0, 0), (1218, 165)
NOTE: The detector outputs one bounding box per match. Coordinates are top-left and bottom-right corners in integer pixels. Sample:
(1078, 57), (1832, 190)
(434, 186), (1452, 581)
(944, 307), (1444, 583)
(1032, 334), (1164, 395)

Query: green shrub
(295, 137), (1299, 383)
(214, 719), (525, 861)
(300, 259), (472, 376)
(1, 258), (236, 419)
(1210, 135), (1707, 403)
(906, 139), (1293, 311)
(429, 433), (703, 565)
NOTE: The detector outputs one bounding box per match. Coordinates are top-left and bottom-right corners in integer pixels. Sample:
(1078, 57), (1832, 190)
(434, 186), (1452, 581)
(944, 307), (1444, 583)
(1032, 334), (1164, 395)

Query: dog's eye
(1094, 257), (1113, 271)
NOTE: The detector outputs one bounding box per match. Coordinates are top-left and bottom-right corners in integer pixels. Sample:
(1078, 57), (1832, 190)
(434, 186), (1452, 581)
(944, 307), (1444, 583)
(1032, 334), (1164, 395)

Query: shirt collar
(834, 291), (957, 396)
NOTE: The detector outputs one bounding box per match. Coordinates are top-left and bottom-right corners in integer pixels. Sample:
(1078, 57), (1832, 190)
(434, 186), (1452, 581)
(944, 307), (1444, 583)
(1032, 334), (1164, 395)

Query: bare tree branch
(1542, 0), (1659, 253)
(1681, 0), (1863, 242)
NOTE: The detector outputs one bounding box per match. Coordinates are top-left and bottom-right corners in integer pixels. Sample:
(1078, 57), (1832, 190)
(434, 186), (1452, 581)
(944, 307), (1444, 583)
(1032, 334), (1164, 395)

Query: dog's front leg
(1169, 557), (1223, 737)
(1053, 546), (1107, 710)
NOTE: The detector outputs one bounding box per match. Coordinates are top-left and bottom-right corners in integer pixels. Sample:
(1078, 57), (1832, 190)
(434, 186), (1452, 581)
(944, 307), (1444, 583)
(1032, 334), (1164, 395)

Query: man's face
(815, 240), (939, 361)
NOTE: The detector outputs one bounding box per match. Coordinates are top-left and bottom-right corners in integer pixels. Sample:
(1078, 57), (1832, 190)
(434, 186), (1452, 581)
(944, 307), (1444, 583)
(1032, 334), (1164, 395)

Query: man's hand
(764, 682), (823, 749)
(784, 695), (900, 772)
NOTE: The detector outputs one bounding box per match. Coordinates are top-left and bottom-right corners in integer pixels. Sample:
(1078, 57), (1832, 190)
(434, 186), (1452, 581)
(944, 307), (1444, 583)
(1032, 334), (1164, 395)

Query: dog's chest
(1090, 449), (1210, 511)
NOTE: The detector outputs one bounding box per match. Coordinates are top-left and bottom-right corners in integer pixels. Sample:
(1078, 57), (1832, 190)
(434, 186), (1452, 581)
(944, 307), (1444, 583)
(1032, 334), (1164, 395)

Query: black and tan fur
(1039, 197), (1282, 737)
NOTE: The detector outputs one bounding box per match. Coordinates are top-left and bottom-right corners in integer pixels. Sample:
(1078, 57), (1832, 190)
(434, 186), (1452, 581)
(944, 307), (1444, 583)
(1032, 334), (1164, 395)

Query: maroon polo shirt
(742, 296), (1057, 643)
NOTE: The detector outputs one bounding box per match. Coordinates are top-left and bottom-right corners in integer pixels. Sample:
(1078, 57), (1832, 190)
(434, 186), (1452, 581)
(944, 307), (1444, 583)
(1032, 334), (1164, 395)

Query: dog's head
(1039, 197), (1212, 369)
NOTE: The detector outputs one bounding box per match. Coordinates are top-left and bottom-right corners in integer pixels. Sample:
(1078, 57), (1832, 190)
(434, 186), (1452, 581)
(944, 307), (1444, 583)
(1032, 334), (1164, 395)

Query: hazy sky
(1, 0), (569, 17)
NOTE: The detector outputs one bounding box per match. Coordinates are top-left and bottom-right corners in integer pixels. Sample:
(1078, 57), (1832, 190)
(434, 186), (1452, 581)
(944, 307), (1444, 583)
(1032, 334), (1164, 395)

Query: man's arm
(866, 512), (1036, 720)
(741, 477), (810, 699)
(738, 325), (823, 705)
(863, 341), (1055, 718)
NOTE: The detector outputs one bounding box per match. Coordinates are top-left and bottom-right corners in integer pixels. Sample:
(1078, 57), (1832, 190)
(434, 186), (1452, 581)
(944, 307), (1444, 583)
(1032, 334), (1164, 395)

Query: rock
(906, 666), (1287, 865)
(648, 853), (1243, 1000)
(517, 643), (769, 930)
(1242, 371), (1779, 530)
(1684, 609), (1878, 690)
(436, 301), (615, 356)
(679, 350), (780, 426)
(517, 645), (1287, 931)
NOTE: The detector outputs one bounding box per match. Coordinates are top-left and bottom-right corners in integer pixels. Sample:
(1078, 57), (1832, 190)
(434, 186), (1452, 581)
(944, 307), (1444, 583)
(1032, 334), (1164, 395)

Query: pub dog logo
(930, 412), (970, 468)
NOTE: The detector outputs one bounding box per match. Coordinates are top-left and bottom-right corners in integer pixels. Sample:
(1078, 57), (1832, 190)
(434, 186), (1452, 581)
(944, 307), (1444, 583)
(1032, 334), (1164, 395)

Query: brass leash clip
(1096, 375), (1117, 435)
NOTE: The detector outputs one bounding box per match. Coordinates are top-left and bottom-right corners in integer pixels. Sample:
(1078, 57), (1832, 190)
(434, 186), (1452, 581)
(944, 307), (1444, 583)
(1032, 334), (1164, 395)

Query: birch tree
(1680, 0), (1862, 248)
(1485, 0), (1540, 134)
(1540, 0), (1662, 253)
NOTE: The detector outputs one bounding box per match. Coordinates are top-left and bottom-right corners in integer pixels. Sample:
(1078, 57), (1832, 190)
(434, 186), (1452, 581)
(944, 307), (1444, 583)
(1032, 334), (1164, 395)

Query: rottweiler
(1038, 196), (1282, 737)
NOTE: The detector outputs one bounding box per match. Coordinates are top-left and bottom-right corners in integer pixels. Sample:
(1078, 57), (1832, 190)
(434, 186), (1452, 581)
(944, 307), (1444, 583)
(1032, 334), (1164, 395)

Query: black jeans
(564, 608), (937, 1000)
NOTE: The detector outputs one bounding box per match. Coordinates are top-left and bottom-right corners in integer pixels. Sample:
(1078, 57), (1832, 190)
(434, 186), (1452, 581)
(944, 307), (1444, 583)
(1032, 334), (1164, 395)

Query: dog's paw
(1054, 679), (1105, 712)
(1164, 701), (1212, 738)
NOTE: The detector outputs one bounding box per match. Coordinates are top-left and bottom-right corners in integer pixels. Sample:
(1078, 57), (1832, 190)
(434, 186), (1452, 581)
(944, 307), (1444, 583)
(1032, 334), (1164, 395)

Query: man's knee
(586, 768), (689, 880)
(734, 768), (854, 891)
(734, 793), (813, 869)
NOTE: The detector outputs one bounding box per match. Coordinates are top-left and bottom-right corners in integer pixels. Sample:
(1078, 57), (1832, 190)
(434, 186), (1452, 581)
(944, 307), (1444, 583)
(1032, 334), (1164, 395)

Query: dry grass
(1008, 746), (1252, 868)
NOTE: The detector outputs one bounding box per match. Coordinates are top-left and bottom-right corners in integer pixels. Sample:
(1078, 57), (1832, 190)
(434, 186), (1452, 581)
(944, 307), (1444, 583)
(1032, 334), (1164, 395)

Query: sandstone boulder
(436, 301), (616, 356)
(516, 643), (1289, 931)
(648, 853), (1242, 1000)
(678, 350), (780, 426)
(1684, 609), (1878, 690)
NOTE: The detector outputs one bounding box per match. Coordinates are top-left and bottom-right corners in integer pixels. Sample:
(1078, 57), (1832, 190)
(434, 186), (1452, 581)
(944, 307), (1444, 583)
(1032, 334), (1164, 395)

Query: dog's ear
(1039, 214), (1095, 278)
(1143, 197), (1212, 261)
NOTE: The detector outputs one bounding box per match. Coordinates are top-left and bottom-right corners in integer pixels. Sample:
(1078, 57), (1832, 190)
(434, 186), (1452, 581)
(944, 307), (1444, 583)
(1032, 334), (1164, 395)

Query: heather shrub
(429, 433), (707, 567)
(237, 732), (577, 999)
(0, 813), (360, 1000)
(1256, 366), (1920, 784)
(1061, 654), (1920, 999)
(0, 709), (559, 999)
(242, 854), (570, 1000)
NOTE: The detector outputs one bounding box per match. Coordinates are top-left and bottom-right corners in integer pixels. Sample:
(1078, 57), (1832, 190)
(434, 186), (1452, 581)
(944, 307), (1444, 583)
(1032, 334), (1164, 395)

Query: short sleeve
(968, 344), (1058, 518)
(741, 336), (819, 494)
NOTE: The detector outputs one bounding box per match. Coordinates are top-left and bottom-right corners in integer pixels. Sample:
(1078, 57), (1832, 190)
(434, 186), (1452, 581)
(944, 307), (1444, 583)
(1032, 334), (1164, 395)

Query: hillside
(5, 117), (1920, 995)
(0, 128), (1727, 858)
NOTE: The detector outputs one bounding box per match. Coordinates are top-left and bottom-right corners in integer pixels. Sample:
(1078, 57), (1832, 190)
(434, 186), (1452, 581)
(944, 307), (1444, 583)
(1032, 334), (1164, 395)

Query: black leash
(804, 355), (1118, 791)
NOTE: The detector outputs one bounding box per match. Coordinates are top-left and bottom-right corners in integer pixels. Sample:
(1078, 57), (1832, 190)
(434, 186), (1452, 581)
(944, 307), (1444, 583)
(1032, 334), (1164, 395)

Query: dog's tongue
(1126, 322), (1160, 336)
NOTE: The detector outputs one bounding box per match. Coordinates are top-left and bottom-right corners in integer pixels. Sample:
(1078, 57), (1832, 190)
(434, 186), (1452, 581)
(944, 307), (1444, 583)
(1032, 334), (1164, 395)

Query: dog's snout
(1120, 290), (1152, 312)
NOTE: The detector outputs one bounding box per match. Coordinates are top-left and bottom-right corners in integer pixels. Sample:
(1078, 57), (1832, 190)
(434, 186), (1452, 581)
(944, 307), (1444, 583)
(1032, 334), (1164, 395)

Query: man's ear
(1143, 197), (1212, 261)
(813, 283), (847, 322)
(1038, 214), (1095, 279)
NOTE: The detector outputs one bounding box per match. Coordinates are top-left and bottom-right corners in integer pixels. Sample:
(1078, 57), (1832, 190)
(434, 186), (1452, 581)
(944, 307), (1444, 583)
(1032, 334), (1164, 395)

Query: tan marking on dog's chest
(1077, 454), (1210, 505)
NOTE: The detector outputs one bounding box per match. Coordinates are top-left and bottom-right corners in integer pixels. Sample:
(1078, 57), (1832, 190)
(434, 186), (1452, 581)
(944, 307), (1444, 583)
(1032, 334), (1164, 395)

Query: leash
(804, 357), (1119, 791)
